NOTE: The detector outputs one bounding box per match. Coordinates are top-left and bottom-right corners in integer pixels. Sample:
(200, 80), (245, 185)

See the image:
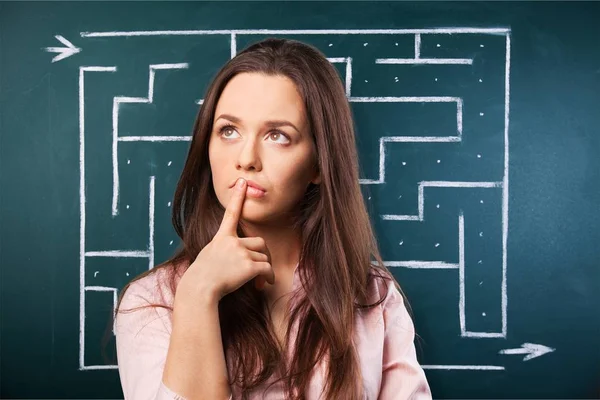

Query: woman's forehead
(214, 73), (306, 126)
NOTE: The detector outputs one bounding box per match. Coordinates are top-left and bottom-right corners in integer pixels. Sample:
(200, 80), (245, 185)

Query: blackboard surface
(1, 1), (599, 398)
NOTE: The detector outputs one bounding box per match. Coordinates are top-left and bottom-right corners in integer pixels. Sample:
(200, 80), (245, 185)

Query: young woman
(114, 38), (432, 400)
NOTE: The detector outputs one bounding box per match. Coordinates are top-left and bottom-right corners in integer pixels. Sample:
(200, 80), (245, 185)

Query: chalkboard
(2, 1), (599, 398)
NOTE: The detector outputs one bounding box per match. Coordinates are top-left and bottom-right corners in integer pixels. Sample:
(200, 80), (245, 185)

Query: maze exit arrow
(499, 342), (555, 361)
(43, 35), (81, 63)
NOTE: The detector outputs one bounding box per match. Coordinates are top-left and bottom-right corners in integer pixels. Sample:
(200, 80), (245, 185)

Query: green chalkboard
(2, 1), (599, 398)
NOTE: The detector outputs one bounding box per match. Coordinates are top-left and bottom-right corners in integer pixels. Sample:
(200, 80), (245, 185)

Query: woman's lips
(245, 185), (266, 198)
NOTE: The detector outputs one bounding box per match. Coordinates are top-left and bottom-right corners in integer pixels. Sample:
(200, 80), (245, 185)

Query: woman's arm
(115, 278), (232, 400)
(161, 289), (232, 400)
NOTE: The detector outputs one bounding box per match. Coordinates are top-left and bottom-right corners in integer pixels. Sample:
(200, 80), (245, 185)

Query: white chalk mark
(81, 365), (117, 370)
(44, 35), (81, 63)
(459, 211), (466, 334)
(502, 33), (511, 339)
(126, 205), (129, 209)
(167, 201), (171, 207)
(79, 66), (117, 371)
(422, 365), (504, 371)
(385, 261), (459, 269)
(436, 204), (440, 208)
(499, 343), (555, 361)
(85, 250), (150, 257)
(167, 161), (172, 166)
(149, 176), (155, 270)
(231, 32), (237, 59)
(402, 162), (407, 166)
(351, 96), (459, 103)
(482, 312), (486, 316)
(399, 241), (404, 245)
(81, 28), (511, 38)
(435, 243), (440, 247)
(169, 240), (174, 245)
(376, 58), (473, 65)
(111, 63), (189, 216)
(414, 33), (421, 59)
(364, 42), (368, 46)
(94, 271), (99, 278)
(119, 136), (191, 142)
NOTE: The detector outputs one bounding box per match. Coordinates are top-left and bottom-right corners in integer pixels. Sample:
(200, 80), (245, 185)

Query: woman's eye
(269, 131), (290, 144)
(219, 125), (290, 144)
(220, 126), (239, 138)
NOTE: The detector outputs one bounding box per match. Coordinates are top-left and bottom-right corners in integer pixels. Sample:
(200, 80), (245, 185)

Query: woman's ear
(311, 168), (321, 185)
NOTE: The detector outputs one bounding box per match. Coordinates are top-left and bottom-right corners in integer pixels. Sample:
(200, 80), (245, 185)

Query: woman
(114, 37), (432, 400)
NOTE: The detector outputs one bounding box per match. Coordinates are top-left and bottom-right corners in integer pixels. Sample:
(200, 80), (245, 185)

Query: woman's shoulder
(364, 265), (401, 307)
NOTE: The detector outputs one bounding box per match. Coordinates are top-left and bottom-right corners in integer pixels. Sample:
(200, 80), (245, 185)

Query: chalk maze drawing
(43, 28), (554, 371)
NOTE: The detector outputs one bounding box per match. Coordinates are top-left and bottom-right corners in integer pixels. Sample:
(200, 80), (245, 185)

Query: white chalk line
(458, 211), (467, 335)
(85, 250), (150, 257)
(375, 58), (473, 65)
(149, 176), (155, 271)
(422, 365), (505, 371)
(386, 261), (459, 269)
(118, 136), (191, 142)
(501, 33), (511, 337)
(80, 28), (510, 37)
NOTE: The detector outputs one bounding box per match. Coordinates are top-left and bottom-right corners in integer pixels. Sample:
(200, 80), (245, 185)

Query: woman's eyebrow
(215, 113), (301, 134)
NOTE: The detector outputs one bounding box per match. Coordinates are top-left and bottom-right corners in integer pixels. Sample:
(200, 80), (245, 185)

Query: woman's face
(208, 72), (320, 226)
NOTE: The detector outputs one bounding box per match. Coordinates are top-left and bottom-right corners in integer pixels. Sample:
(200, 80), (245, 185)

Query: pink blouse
(115, 264), (432, 400)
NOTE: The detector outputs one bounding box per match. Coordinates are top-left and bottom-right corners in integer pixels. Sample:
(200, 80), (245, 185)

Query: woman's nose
(236, 135), (262, 170)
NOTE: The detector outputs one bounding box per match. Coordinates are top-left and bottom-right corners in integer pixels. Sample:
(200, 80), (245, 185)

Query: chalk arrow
(44, 35), (81, 63)
(499, 342), (555, 362)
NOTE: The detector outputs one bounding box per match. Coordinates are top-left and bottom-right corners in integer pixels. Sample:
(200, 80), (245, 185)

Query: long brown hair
(113, 37), (413, 400)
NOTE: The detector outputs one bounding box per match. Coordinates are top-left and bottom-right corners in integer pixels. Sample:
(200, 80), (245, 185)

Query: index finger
(217, 178), (247, 237)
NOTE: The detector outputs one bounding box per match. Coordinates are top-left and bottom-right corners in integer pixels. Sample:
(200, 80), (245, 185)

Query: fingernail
(236, 178), (246, 189)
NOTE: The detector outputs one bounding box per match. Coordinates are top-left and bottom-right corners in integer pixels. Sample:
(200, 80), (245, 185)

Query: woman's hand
(175, 178), (275, 305)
